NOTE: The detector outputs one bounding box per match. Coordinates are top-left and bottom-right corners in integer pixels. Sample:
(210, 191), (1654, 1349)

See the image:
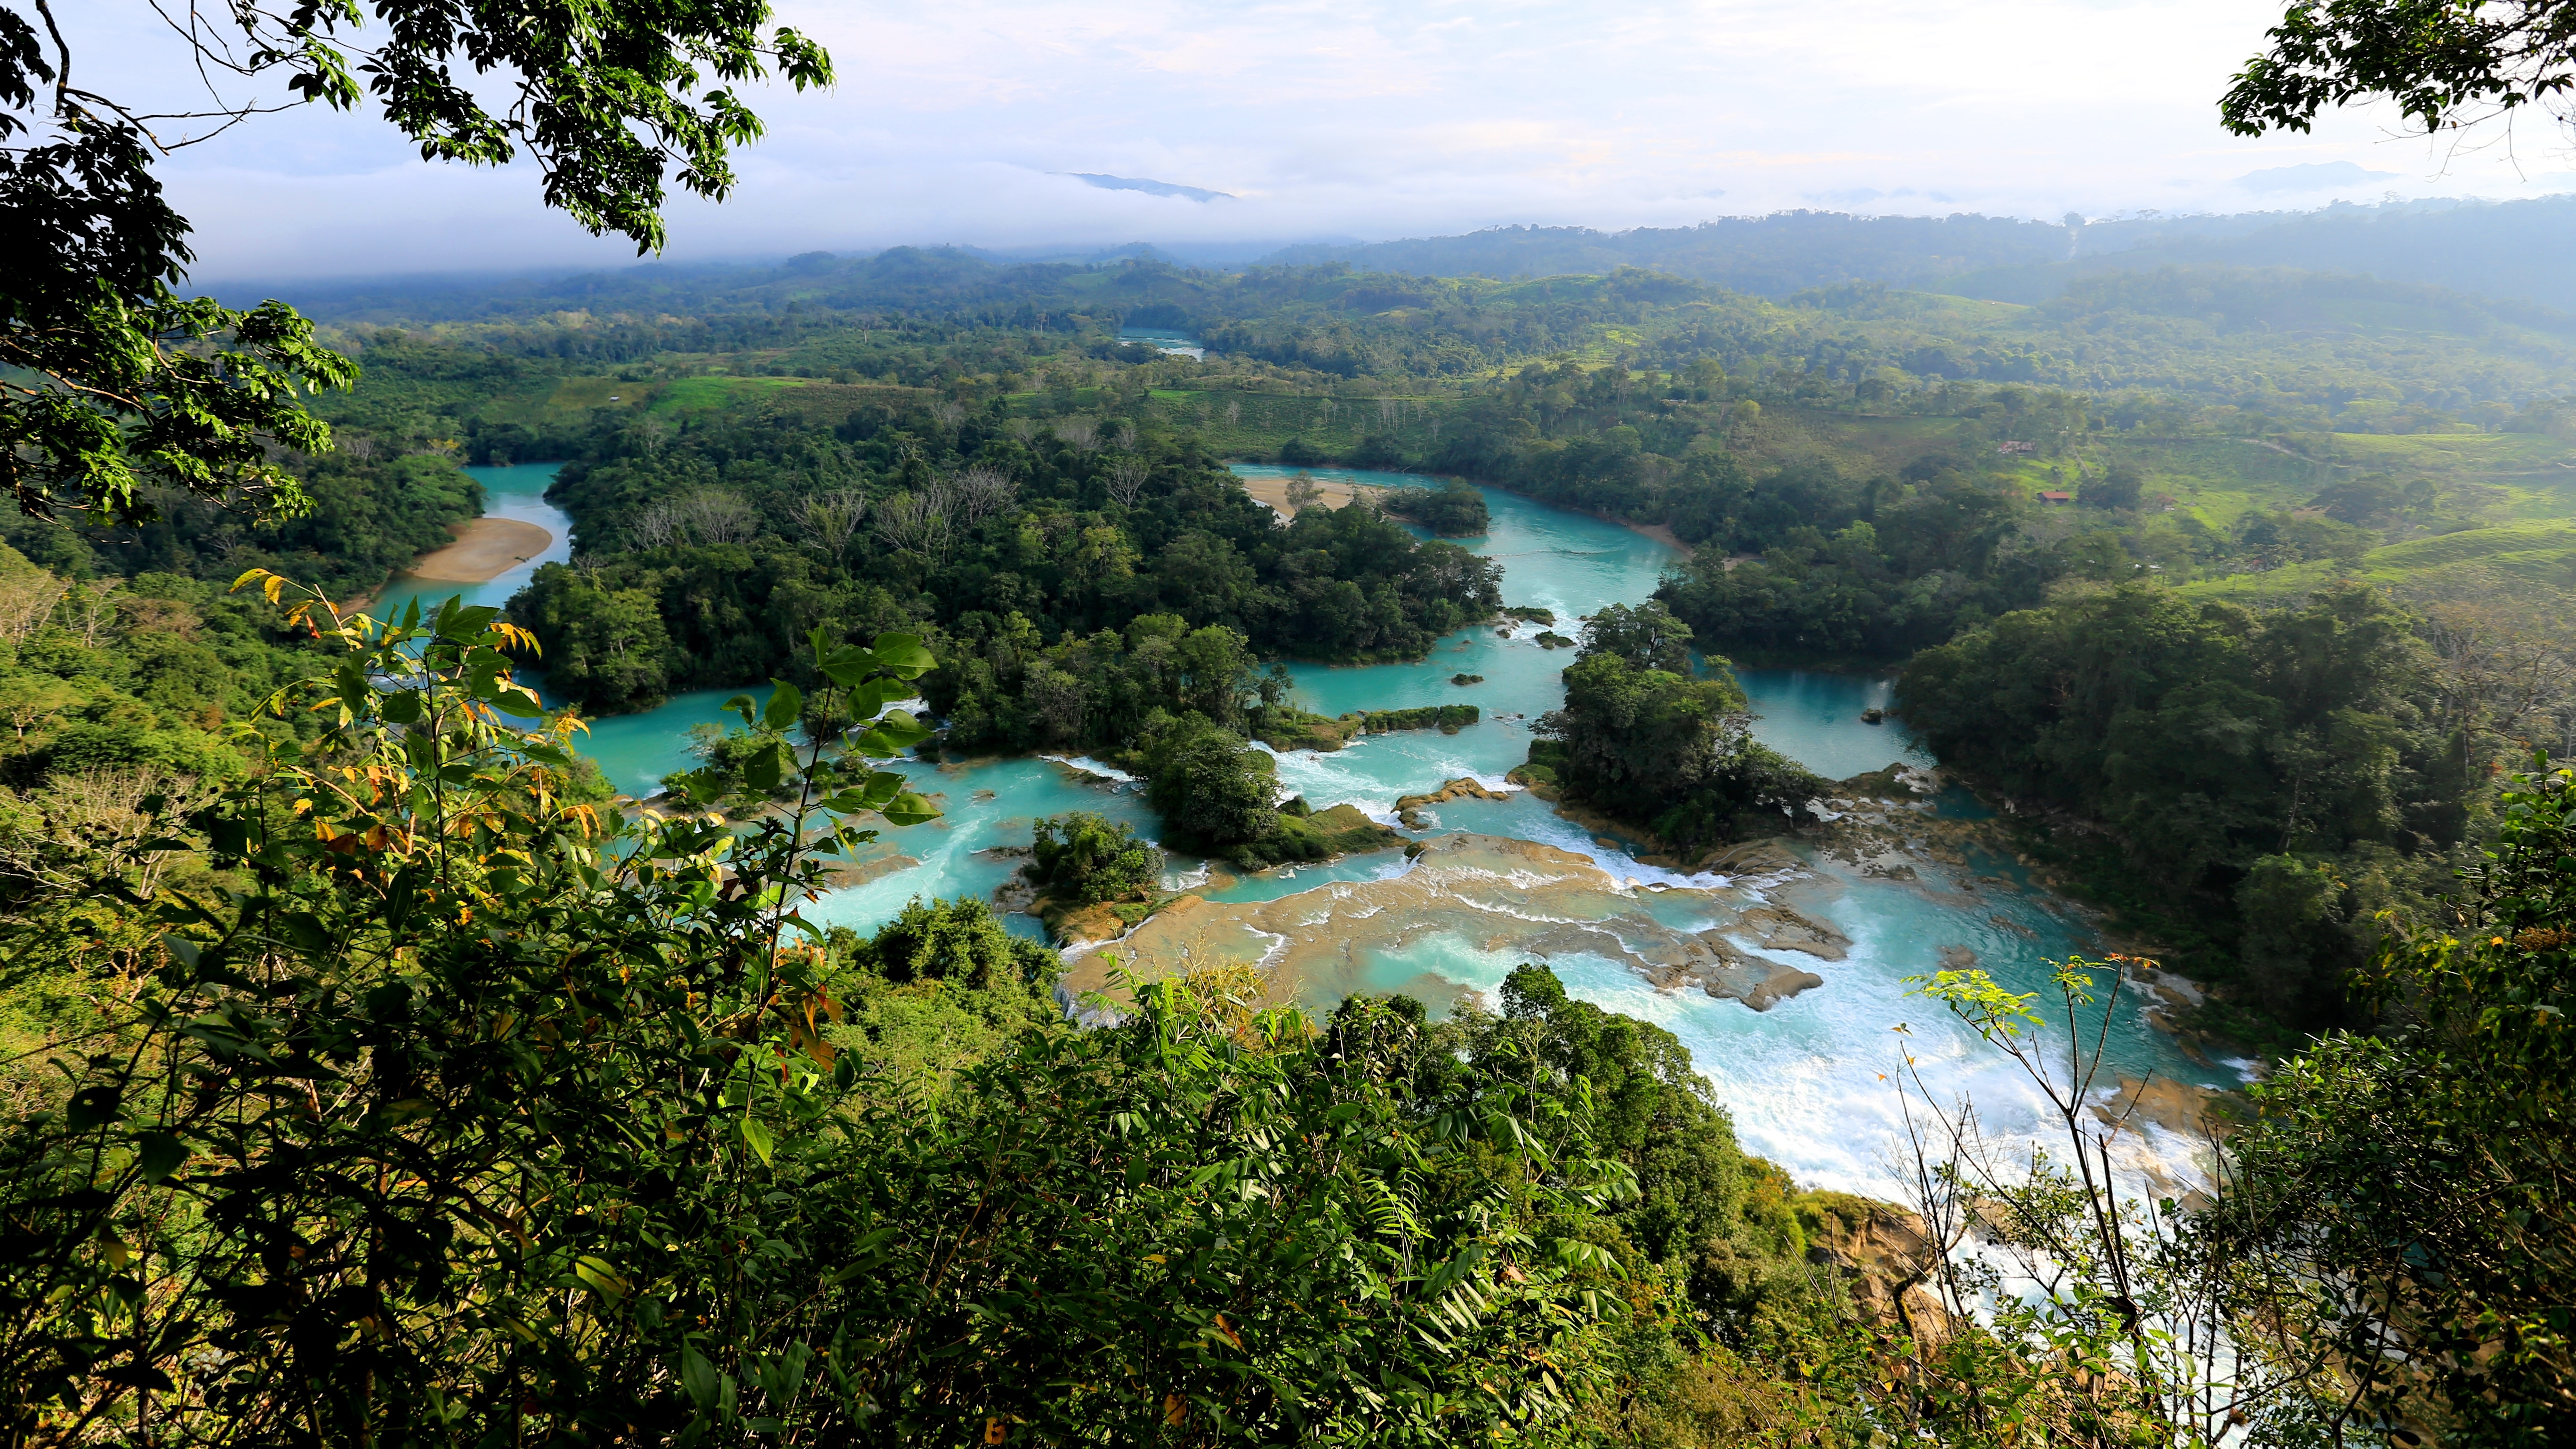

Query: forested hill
(1258, 195), (2576, 310)
(229, 194), (2576, 331)
(1255, 214), (2092, 296)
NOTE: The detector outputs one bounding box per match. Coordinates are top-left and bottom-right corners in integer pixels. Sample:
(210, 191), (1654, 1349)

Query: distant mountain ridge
(1251, 196), (2576, 312)
(220, 195), (2576, 326)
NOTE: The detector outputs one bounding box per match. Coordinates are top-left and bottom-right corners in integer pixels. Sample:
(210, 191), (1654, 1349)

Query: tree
(1103, 453), (1151, 508)
(1533, 649), (1820, 852)
(2212, 757), (2576, 1442)
(2, 0), (830, 523)
(1380, 480), (1490, 536)
(1891, 958), (2348, 1445)
(1141, 713), (1279, 849)
(2083, 462), (2144, 510)
(2222, 0), (2576, 140)
(1539, 651), (1748, 814)
(0, 580), (1692, 1442)
(1580, 600), (1698, 674)
(507, 565), (675, 712)
(847, 895), (1060, 994)
(0, 583), (940, 1441)
(1029, 811), (1166, 906)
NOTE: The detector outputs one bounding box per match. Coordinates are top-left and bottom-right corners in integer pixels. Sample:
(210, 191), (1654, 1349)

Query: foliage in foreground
(2, 578), (2567, 1446)
(0, 587), (1677, 1445)
(2211, 756), (2576, 1441)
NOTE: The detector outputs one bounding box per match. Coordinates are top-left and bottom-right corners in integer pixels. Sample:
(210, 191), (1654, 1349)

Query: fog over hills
(1255, 196), (2576, 310)
(224, 194), (2576, 322)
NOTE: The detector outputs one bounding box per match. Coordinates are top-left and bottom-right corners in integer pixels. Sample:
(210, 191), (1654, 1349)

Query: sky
(73, 0), (2576, 282)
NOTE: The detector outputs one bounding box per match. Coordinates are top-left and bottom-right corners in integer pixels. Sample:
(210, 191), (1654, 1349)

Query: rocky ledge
(1061, 831), (1831, 1014)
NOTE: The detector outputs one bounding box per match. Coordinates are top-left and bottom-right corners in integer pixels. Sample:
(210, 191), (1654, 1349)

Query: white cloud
(64, 0), (2573, 281)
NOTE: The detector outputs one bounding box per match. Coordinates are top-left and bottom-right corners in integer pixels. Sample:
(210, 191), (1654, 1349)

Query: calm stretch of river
(395, 463), (2238, 1195)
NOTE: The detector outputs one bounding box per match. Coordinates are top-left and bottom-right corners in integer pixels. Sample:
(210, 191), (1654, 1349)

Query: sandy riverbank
(1232, 467), (1695, 561)
(409, 517), (553, 583)
(1238, 472), (1387, 521)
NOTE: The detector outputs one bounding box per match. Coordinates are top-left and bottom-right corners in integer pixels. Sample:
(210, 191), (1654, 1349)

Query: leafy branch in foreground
(2, 0), (832, 522)
(2208, 756), (2576, 1445)
(0, 577), (937, 1443)
(2222, 0), (2576, 140)
(1867, 958), (2342, 1448)
(0, 579), (1653, 1445)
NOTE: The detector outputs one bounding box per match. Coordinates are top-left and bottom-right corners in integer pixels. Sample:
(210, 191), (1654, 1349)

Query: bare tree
(673, 491), (759, 546)
(0, 767), (217, 896)
(1225, 398), (1242, 426)
(951, 466), (1017, 524)
(1054, 417), (1101, 452)
(929, 399), (967, 430)
(1113, 420), (1137, 451)
(57, 579), (123, 648)
(793, 489), (869, 559)
(0, 565), (69, 644)
(633, 491), (759, 548)
(1104, 455), (1151, 508)
(1004, 417), (1041, 444)
(632, 502), (682, 550)
(875, 490), (950, 558)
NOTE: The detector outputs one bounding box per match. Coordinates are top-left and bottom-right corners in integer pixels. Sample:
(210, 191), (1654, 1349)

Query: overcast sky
(76, 0), (2576, 282)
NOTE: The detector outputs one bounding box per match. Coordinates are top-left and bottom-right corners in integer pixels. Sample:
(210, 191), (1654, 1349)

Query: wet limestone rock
(1797, 1194), (1957, 1339)
(1636, 931), (1824, 1012)
(1736, 904), (1852, 960)
(1393, 777), (1512, 829)
(1062, 832), (1822, 1013)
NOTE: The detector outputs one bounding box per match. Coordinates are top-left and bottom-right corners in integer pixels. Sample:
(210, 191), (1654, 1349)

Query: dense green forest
(8, 183), (2576, 1449)
(186, 237), (2569, 1016)
(2, 554), (2565, 1444)
(12, 0), (2574, 1434)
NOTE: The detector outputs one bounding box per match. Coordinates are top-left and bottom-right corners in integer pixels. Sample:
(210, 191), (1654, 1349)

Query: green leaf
(741, 741), (789, 794)
(136, 1132), (187, 1183)
(681, 1342), (720, 1408)
(489, 688), (547, 718)
(763, 680), (804, 732)
(723, 692), (759, 730)
(816, 645), (877, 689)
(435, 603), (501, 639)
(879, 792), (941, 828)
(572, 1255), (631, 1300)
(739, 1117), (775, 1166)
(841, 677), (899, 720)
(869, 631), (936, 679)
(65, 1086), (122, 1133)
(853, 710), (934, 756)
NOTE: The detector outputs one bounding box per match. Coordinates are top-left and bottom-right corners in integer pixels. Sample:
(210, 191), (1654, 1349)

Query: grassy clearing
(652, 375), (814, 414)
(2181, 519), (2576, 605)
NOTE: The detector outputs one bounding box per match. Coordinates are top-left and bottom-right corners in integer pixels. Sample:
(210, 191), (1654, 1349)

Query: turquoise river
(382, 462), (2241, 1196)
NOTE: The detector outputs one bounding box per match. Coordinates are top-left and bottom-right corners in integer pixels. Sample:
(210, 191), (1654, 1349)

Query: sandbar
(1237, 473), (1386, 521)
(408, 517), (552, 583)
